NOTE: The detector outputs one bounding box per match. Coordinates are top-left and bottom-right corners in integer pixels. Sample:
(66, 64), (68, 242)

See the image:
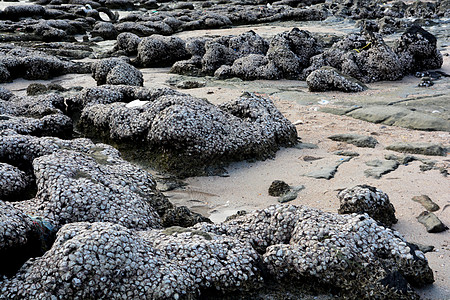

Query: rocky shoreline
(1, 0), (449, 299)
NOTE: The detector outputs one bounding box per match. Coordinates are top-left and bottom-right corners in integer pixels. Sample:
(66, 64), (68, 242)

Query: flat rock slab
(277, 185), (305, 203)
(364, 159), (400, 179)
(333, 150), (360, 157)
(328, 133), (378, 148)
(305, 157), (351, 180)
(412, 195), (440, 212)
(417, 211), (448, 233)
(386, 142), (447, 156)
(347, 106), (450, 132)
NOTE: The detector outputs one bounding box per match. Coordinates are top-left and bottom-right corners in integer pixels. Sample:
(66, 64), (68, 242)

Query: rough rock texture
(0, 222), (261, 299)
(195, 204), (433, 299)
(0, 132), (206, 230)
(268, 180), (291, 197)
(267, 28), (322, 79)
(0, 114), (72, 139)
(303, 31), (405, 83)
(307, 66), (367, 92)
(92, 57), (143, 86)
(0, 163), (29, 200)
(115, 32), (142, 55)
(77, 89), (297, 176)
(0, 205), (434, 299)
(229, 54), (281, 80)
(135, 35), (189, 67)
(337, 185), (397, 227)
(394, 25), (443, 73)
(0, 46), (89, 83)
(0, 93), (72, 138)
(0, 201), (55, 277)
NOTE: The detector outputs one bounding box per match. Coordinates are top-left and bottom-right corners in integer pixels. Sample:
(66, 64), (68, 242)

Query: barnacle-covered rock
(115, 32), (142, 55)
(0, 132), (204, 230)
(306, 66), (367, 92)
(77, 89), (297, 176)
(0, 93), (65, 118)
(337, 185), (397, 227)
(0, 163), (29, 201)
(0, 46), (88, 82)
(195, 204), (433, 299)
(394, 25), (443, 73)
(0, 222), (262, 299)
(91, 57), (143, 86)
(304, 31), (404, 83)
(0, 201), (54, 277)
(267, 28), (322, 79)
(135, 35), (189, 67)
(0, 114), (72, 139)
(17, 149), (162, 230)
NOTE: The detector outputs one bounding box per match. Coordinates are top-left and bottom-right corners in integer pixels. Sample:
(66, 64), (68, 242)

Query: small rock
(364, 159), (399, 179)
(268, 180), (290, 197)
(333, 150), (360, 157)
(329, 133), (378, 148)
(175, 80), (206, 89)
(418, 77), (434, 87)
(417, 211), (448, 233)
(278, 191), (298, 203)
(302, 156), (322, 161)
(412, 195), (440, 212)
(410, 243), (435, 254)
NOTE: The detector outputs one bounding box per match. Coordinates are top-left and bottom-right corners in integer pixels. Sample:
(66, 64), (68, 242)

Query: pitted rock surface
(0, 46), (88, 83)
(0, 163), (30, 200)
(306, 66), (367, 92)
(195, 204), (433, 299)
(78, 90), (297, 175)
(337, 185), (397, 227)
(0, 222), (262, 299)
(92, 57), (143, 86)
(136, 35), (189, 67)
(0, 132), (205, 229)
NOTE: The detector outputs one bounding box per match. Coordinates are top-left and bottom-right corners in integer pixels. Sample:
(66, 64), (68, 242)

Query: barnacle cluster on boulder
(74, 86), (298, 176)
(0, 204), (434, 299)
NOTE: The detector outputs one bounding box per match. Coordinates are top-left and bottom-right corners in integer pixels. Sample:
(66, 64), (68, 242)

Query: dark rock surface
(307, 66), (367, 92)
(268, 180), (290, 197)
(135, 35), (189, 67)
(0, 200), (55, 278)
(337, 185), (397, 227)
